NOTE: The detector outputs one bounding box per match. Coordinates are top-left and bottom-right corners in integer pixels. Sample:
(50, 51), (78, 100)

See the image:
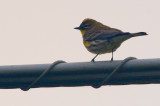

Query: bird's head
(74, 18), (97, 35)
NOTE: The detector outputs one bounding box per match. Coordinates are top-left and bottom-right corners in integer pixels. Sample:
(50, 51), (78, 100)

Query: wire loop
(92, 57), (137, 88)
(21, 60), (66, 91)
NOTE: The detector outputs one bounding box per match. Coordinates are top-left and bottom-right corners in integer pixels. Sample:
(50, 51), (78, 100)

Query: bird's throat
(80, 30), (86, 37)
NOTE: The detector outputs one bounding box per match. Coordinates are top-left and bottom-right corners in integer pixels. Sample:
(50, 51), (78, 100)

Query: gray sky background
(0, 0), (159, 106)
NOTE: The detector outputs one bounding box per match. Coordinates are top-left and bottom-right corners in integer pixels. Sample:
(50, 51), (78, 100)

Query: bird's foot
(111, 57), (113, 62)
(91, 59), (95, 62)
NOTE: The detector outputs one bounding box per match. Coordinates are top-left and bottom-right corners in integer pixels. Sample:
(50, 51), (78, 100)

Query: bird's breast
(83, 39), (122, 54)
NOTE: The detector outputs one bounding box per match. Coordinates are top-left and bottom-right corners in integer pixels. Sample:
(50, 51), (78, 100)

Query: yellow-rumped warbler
(74, 18), (147, 62)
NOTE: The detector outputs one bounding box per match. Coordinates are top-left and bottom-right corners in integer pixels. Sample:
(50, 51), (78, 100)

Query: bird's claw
(91, 59), (95, 62)
(111, 57), (113, 62)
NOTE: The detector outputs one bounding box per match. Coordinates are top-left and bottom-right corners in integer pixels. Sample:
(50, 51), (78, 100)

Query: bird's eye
(83, 24), (88, 29)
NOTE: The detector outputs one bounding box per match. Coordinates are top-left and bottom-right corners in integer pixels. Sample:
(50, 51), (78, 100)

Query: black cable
(21, 60), (66, 91)
(92, 57), (137, 88)
(20, 57), (136, 90)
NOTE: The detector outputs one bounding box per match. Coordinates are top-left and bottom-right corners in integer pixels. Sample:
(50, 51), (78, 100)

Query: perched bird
(74, 18), (147, 62)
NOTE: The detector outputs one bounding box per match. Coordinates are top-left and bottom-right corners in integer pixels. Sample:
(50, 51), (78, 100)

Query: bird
(74, 18), (147, 62)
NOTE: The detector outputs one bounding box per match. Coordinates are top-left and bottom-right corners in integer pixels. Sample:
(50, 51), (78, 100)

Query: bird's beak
(74, 27), (81, 30)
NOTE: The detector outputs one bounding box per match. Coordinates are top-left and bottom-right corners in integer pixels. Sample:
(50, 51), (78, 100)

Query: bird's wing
(84, 28), (130, 41)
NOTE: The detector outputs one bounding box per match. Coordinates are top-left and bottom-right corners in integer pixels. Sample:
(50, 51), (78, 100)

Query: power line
(0, 58), (160, 90)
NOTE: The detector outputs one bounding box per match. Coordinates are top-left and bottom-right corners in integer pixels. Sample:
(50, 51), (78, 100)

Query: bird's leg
(91, 47), (106, 62)
(111, 49), (113, 62)
(91, 53), (100, 62)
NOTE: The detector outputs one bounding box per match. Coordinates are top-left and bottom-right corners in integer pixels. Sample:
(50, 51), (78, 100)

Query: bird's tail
(131, 32), (147, 37)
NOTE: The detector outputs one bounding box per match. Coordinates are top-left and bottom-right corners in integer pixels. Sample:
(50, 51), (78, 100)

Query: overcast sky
(0, 0), (159, 106)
